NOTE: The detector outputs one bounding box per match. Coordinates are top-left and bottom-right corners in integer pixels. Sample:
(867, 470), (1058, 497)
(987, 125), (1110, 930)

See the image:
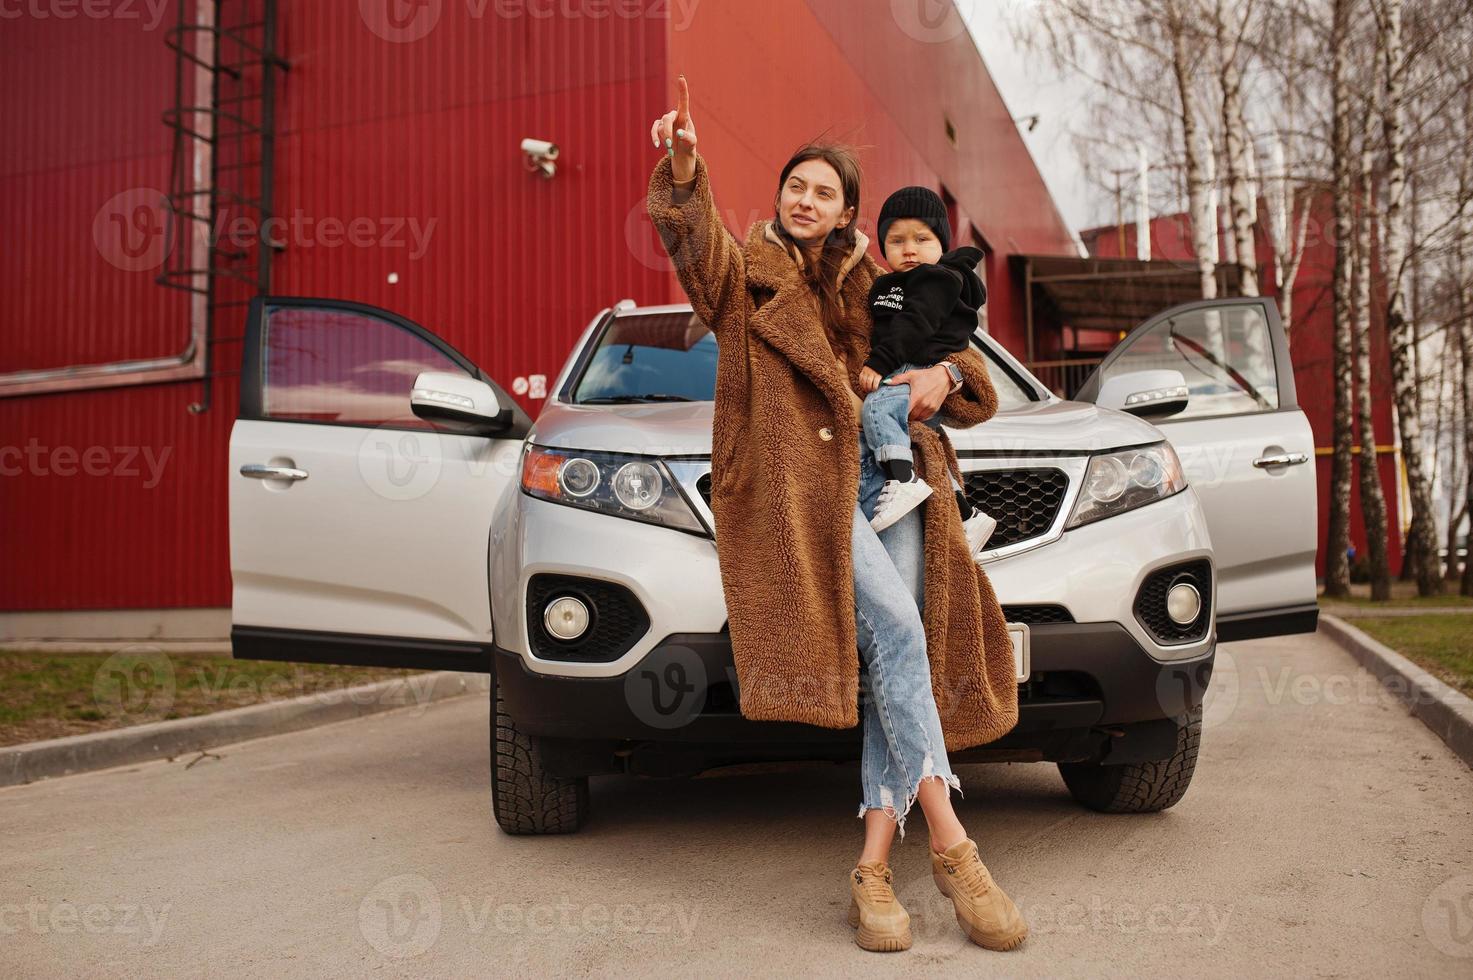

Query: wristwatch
(942, 360), (964, 394)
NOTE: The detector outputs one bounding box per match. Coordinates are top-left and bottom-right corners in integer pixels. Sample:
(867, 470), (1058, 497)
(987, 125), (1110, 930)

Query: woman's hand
(858, 365), (882, 394)
(884, 363), (953, 421)
(649, 73), (698, 184)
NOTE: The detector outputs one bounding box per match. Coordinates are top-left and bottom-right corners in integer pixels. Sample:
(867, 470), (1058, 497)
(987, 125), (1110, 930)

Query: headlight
(1065, 442), (1187, 529)
(520, 445), (706, 535)
(611, 461), (663, 511)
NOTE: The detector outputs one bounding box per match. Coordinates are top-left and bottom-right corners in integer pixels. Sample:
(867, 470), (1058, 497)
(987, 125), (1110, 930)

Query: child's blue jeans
(857, 362), (962, 526)
(860, 361), (935, 474)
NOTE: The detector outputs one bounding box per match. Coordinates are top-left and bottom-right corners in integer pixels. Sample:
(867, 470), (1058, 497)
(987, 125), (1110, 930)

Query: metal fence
(1022, 357), (1105, 401)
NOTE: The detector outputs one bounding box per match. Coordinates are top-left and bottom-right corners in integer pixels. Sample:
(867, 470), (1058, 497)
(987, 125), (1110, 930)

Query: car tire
(490, 674), (590, 835)
(1056, 707), (1201, 813)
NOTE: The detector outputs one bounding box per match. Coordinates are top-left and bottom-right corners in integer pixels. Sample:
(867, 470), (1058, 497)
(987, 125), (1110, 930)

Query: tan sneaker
(930, 838), (1028, 951)
(847, 860), (913, 952)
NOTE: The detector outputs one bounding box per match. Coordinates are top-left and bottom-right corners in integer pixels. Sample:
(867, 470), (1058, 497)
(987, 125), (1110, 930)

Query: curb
(0, 670), (491, 788)
(1320, 613), (1473, 771)
(1322, 606), (1473, 619)
(2, 641), (233, 655)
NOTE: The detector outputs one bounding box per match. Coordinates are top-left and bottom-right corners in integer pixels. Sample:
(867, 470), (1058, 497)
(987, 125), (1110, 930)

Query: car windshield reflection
(573, 312), (718, 404)
(571, 310), (1038, 411)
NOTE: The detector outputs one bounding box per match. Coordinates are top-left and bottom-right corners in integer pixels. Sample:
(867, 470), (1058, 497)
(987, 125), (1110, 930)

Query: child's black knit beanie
(876, 186), (951, 252)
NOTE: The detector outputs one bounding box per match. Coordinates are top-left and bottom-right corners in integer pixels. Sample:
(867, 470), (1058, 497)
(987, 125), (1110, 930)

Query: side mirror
(410, 371), (512, 435)
(1096, 369), (1190, 419)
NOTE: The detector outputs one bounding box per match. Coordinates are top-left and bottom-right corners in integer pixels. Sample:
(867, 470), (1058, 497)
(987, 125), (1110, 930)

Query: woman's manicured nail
(676, 129), (685, 137)
(665, 138), (672, 148)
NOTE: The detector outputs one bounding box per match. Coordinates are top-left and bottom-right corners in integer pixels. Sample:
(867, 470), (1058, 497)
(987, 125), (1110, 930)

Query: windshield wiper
(580, 394), (694, 403)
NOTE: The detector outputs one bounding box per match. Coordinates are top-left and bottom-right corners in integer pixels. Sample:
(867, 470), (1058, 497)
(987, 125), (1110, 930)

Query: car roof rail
(613, 298), (637, 312)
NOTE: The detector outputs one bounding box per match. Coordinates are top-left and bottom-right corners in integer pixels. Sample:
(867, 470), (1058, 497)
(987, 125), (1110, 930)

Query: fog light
(1166, 582), (1201, 625)
(543, 596), (590, 640)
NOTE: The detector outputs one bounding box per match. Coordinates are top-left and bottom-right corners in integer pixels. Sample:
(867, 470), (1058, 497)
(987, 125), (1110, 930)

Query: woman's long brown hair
(770, 143), (864, 351)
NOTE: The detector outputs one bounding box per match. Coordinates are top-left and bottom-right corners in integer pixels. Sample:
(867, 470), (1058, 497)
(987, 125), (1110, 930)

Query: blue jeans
(860, 361), (936, 473)
(857, 365), (961, 527)
(852, 448), (963, 838)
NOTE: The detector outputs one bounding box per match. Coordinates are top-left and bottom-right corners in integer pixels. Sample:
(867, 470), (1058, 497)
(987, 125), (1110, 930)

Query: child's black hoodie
(864, 245), (986, 376)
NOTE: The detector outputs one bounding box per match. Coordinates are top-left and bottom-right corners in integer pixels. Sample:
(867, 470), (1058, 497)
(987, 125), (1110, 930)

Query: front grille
(1002, 604), (1075, 625)
(526, 574), (650, 663)
(703, 465), (1068, 550)
(962, 467), (1069, 549)
(1134, 559), (1213, 644)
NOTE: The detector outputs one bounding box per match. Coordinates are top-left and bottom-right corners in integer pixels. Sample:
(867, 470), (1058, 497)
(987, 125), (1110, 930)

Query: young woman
(646, 75), (1027, 954)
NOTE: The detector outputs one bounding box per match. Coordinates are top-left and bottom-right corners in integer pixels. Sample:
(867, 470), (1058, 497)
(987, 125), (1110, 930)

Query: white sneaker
(870, 476), (933, 533)
(962, 507), (998, 556)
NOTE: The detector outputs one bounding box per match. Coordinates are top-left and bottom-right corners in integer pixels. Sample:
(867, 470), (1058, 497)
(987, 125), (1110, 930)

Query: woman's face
(777, 159), (855, 247)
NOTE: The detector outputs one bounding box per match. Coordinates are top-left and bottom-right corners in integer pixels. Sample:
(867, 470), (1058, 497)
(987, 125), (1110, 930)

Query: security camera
(521, 138), (559, 179)
(521, 138), (559, 159)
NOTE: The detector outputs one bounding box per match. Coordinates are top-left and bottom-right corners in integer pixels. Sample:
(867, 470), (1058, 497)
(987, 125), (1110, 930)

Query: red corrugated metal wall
(1, 2), (189, 373)
(664, 0), (1078, 363)
(2, 0), (1075, 612)
(2, 0), (669, 610)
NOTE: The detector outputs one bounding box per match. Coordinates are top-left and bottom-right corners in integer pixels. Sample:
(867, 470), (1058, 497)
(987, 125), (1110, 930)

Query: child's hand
(859, 366), (882, 394)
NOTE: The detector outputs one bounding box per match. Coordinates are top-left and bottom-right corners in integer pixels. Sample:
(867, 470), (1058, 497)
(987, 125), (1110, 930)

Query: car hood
(529, 398), (1164, 457)
(956, 398), (1166, 454)
(530, 401), (717, 456)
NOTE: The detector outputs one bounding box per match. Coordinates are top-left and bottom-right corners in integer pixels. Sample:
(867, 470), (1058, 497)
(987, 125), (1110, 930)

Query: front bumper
(494, 621), (1214, 766)
(496, 474), (1217, 677)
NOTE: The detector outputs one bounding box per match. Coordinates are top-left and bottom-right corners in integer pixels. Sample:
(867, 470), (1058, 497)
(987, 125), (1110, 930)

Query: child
(859, 186), (997, 556)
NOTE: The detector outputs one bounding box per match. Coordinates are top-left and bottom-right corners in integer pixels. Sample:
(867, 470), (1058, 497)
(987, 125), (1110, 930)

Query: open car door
(228, 297), (532, 671)
(1075, 297), (1318, 642)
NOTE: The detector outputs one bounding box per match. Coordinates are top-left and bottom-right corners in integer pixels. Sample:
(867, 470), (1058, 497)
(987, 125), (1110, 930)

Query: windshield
(569, 310), (1038, 409)
(570, 312), (718, 403)
(969, 337), (1040, 411)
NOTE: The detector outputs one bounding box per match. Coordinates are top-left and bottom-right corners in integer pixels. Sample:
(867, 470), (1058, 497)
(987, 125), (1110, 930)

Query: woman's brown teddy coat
(646, 153), (1018, 753)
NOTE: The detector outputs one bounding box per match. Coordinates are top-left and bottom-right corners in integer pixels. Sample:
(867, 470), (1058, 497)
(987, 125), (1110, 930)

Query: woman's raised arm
(645, 75), (746, 332)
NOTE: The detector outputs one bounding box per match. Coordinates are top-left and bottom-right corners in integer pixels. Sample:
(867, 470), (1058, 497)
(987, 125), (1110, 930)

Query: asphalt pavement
(3, 627), (1472, 977)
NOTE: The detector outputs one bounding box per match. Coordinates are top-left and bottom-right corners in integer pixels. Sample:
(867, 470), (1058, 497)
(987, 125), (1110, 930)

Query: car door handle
(1252, 452), (1309, 468)
(240, 463), (309, 482)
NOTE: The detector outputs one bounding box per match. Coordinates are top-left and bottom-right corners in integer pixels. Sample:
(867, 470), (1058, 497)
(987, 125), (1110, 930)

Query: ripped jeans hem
(856, 771), (965, 841)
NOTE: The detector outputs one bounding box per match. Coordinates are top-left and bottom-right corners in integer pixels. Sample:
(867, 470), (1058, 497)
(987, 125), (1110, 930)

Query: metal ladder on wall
(157, 0), (287, 413)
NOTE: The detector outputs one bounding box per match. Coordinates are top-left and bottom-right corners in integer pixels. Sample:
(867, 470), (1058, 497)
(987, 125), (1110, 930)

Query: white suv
(229, 294), (1318, 834)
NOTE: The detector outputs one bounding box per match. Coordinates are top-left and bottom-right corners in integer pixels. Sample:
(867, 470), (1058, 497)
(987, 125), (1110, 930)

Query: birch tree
(1372, 0), (1443, 594)
(1252, 0), (1318, 338)
(1167, 0), (1219, 298)
(1322, 0), (1355, 597)
(1461, 218), (1473, 595)
(1354, 145), (1393, 598)
(1451, 77), (1473, 593)
(1213, 0), (1262, 295)
(1019, 1), (1219, 290)
(1438, 322), (1466, 583)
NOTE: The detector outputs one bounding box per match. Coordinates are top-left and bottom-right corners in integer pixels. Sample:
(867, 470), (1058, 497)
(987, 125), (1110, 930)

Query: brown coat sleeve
(915, 345), (999, 490)
(935, 345), (1000, 429)
(645, 153), (747, 337)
